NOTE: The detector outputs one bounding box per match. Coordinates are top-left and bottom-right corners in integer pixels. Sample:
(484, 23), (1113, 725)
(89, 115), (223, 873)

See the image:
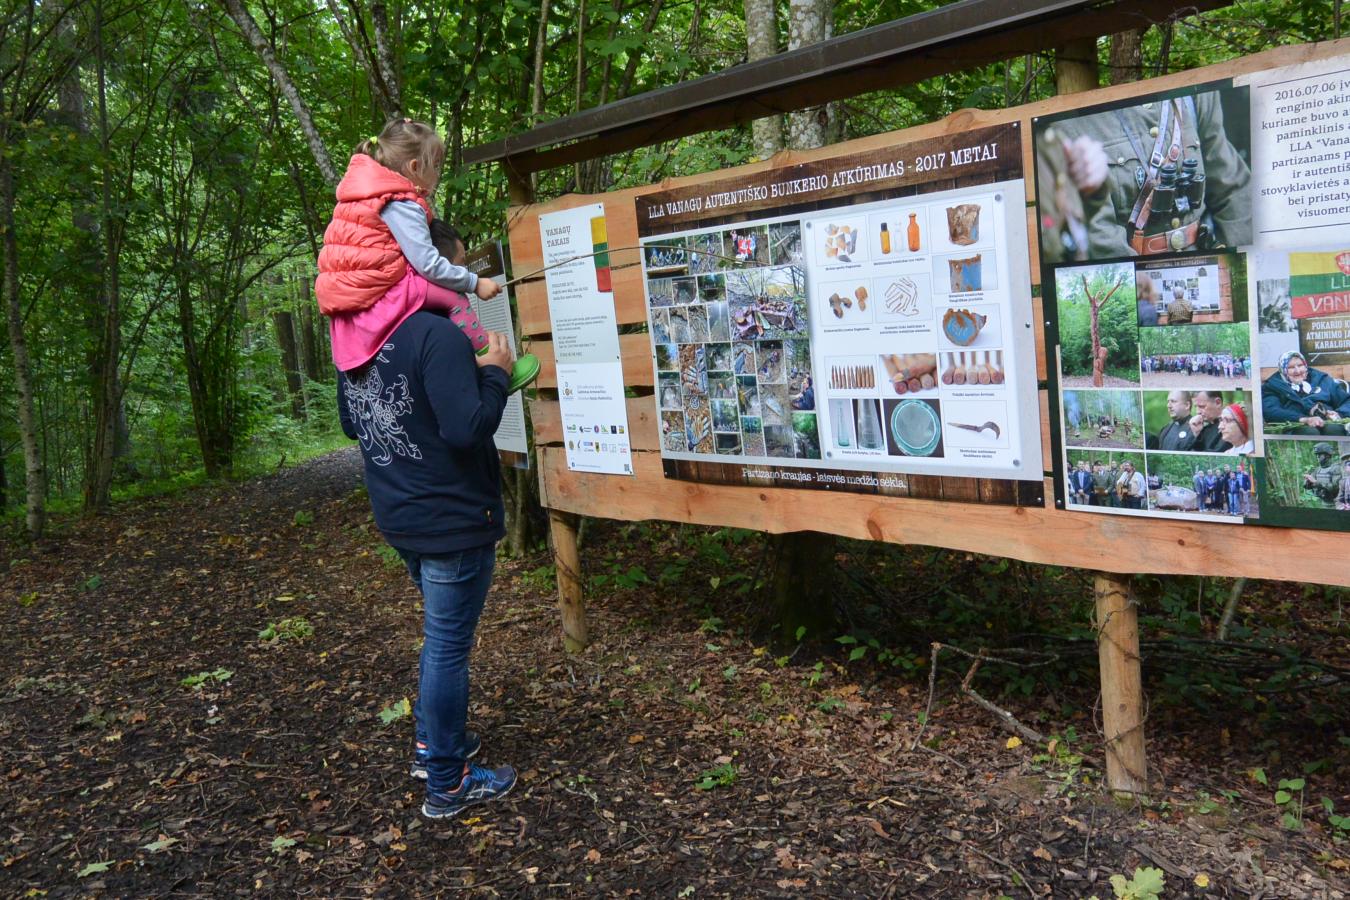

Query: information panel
(464, 240), (528, 462)
(635, 125), (1043, 504)
(1037, 51), (1350, 531)
(539, 204), (635, 476)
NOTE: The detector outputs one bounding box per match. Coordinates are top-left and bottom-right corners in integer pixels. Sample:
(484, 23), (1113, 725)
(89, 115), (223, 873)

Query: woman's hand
(1300, 415), (1327, 428)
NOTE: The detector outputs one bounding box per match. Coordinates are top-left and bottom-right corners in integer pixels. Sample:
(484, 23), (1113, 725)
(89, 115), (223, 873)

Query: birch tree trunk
(220, 0), (339, 186)
(744, 0), (782, 160)
(787, 0), (831, 151)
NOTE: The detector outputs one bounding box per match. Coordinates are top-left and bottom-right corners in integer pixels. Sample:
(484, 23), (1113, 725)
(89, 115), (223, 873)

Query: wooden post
(1095, 572), (1147, 794)
(549, 510), (589, 652)
(505, 157), (591, 653)
(1053, 35), (1147, 795)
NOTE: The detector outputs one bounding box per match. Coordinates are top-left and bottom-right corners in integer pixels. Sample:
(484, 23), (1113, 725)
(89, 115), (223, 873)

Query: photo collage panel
(647, 223), (821, 461)
(1033, 81), (1261, 521)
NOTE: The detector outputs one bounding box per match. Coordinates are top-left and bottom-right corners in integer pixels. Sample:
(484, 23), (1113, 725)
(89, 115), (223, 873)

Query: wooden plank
(531, 397), (660, 451)
(532, 332), (656, 389)
(1039, 389), (1053, 474)
(536, 447), (1350, 588)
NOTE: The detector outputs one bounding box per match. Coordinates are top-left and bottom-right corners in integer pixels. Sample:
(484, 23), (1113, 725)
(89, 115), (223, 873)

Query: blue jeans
(398, 544), (496, 791)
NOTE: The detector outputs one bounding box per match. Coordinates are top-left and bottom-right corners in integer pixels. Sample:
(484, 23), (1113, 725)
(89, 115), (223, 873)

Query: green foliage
(694, 762), (738, 791)
(1108, 867), (1166, 900)
(292, 510), (315, 527)
(258, 616), (313, 642)
(180, 667), (233, 689)
(378, 697), (412, 725)
(521, 564), (557, 591)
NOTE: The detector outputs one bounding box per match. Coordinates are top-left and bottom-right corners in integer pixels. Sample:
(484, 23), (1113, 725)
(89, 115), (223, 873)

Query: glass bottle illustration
(879, 222), (891, 255)
(906, 213), (920, 252)
(856, 400), (883, 450)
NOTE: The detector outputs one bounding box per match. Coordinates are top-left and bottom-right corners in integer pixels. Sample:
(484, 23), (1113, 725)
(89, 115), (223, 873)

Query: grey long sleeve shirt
(380, 200), (479, 294)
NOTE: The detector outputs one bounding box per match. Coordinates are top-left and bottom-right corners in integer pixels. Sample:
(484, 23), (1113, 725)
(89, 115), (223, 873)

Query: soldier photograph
(1261, 438), (1350, 518)
(1034, 85), (1252, 263)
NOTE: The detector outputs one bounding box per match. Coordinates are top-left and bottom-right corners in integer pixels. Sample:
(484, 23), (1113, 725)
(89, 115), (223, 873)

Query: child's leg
(424, 283), (490, 354)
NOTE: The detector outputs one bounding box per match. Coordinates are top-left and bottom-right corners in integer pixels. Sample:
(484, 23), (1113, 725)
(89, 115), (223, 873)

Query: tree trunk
(221, 0), (338, 185)
(0, 151), (47, 539)
(769, 531), (837, 646)
(787, 0), (831, 150)
(744, 0), (782, 160)
(1054, 37), (1099, 95)
(1107, 28), (1144, 85)
(84, 1), (124, 512)
(272, 310), (306, 419)
(298, 285), (321, 382)
(369, 1), (402, 116)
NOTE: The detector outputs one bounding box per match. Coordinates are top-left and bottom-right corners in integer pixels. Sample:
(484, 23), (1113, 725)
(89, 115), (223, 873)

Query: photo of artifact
(883, 398), (944, 458)
(879, 353), (938, 395)
(658, 373), (682, 410)
(941, 350), (1004, 385)
(1138, 322), (1252, 389)
(947, 254), (982, 292)
(816, 219), (866, 265)
(1062, 390), (1145, 449)
(874, 273), (930, 322)
(819, 281), (872, 323)
(1053, 262), (1140, 387)
(1147, 454), (1255, 518)
(945, 203), (981, 246)
(829, 399), (856, 449)
(871, 210), (923, 257)
(939, 306), (1000, 349)
(1033, 84), (1252, 263)
(1264, 438), (1350, 510)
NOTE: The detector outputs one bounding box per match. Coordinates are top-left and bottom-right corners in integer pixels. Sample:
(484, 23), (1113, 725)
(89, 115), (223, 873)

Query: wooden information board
(509, 39), (1350, 590)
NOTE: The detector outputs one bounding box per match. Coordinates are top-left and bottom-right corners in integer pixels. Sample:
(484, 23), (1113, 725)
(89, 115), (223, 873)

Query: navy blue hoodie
(338, 312), (509, 553)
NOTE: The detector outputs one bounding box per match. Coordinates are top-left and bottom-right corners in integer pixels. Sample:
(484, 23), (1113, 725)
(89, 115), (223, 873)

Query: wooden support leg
(548, 509), (589, 653)
(1094, 572), (1147, 795)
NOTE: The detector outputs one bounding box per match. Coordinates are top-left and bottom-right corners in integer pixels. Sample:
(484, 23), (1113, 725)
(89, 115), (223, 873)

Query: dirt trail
(1, 449), (1343, 897)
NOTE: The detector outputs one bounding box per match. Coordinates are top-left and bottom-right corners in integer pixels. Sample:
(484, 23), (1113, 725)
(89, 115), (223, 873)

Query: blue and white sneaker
(410, 731), (481, 780)
(422, 762), (518, 819)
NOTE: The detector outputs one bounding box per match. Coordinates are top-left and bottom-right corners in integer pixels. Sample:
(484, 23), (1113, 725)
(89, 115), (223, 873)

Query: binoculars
(1148, 159), (1206, 227)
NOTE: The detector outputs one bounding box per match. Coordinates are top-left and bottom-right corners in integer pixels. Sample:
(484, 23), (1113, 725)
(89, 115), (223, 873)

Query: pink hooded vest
(314, 154), (433, 315)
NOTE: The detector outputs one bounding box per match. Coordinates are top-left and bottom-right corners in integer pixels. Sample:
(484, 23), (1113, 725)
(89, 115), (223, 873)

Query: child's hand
(475, 277), (501, 300)
(477, 331), (512, 374)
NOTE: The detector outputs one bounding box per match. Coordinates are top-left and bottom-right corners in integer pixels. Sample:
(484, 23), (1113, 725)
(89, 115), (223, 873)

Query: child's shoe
(409, 731), (481, 780)
(422, 762), (517, 819)
(507, 353), (541, 394)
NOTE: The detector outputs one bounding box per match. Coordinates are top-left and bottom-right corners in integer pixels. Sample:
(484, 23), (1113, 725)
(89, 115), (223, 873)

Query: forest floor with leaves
(2, 448), (1347, 898)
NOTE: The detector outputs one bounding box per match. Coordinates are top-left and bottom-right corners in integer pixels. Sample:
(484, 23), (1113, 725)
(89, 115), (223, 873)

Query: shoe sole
(421, 770), (517, 820)
(410, 737), (480, 780)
